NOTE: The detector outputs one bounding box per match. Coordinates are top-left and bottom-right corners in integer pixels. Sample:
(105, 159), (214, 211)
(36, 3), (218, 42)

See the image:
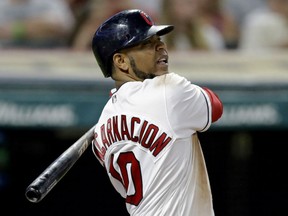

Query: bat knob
(25, 187), (42, 203)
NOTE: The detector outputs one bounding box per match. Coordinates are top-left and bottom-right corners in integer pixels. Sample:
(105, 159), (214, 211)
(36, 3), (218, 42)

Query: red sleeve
(202, 87), (223, 122)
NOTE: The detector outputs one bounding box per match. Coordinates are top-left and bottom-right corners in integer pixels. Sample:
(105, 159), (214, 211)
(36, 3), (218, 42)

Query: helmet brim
(148, 25), (174, 36)
(120, 24), (174, 51)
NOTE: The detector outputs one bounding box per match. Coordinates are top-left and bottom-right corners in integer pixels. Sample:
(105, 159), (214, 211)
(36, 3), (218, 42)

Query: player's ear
(113, 53), (129, 73)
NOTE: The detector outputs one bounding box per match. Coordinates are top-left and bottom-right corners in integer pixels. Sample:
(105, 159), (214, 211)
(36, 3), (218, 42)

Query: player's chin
(155, 65), (169, 76)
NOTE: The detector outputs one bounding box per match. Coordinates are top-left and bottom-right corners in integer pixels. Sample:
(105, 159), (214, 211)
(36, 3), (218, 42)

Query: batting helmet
(92, 9), (174, 77)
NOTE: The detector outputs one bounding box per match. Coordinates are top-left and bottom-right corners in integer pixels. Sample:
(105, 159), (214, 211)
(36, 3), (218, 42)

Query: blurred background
(0, 0), (287, 215)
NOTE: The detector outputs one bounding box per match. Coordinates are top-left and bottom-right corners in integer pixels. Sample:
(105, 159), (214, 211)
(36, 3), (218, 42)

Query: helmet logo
(140, 11), (153, 26)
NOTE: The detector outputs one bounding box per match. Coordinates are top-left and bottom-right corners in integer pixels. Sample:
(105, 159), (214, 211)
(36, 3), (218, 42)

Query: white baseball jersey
(92, 72), (214, 216)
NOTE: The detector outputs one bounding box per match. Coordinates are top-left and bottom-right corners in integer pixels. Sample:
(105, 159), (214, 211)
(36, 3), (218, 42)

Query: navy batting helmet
(92, 9), (174, 77)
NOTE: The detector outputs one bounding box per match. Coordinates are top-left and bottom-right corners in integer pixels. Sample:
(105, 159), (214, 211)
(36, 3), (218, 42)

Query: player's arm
(202, 87), (223, 123)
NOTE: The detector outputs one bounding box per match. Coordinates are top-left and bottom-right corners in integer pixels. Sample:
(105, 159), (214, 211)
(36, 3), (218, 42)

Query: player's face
(124, 35), (169, 80)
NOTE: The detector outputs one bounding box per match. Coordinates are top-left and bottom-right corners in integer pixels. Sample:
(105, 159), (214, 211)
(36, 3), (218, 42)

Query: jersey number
(109, 152), (143, 206)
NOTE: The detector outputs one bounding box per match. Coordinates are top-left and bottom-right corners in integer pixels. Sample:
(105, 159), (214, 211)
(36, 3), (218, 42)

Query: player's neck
(115, 80), (127, 90)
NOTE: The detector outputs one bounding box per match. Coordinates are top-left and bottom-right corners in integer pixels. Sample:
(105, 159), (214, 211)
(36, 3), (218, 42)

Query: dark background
(1, 128), (287, 216)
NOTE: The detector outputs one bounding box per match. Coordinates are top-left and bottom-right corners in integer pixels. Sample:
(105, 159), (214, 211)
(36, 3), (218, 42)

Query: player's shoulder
(158, 72), (197, 91)
(160, 72), (185, 80)
(157, 73), (204, 99)
(152, 72), (190, 86)
(119, 73), (194, 95)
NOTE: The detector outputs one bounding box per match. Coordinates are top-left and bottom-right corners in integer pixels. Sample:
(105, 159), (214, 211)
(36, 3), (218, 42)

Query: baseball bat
(25, 125), (95, 203)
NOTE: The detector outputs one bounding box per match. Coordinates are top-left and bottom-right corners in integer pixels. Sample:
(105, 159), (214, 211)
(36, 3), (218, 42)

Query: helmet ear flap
(92, 9), (174, 78)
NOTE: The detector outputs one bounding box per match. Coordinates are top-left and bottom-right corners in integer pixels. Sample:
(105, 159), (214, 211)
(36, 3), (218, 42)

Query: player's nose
(156, 41), (167, 52)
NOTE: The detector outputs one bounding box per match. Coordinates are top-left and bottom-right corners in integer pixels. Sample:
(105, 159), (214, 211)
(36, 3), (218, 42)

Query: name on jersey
(93, 115), (172, 162)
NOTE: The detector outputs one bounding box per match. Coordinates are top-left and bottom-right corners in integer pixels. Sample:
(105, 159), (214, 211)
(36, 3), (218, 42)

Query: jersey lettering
(93, 115), (172, 162)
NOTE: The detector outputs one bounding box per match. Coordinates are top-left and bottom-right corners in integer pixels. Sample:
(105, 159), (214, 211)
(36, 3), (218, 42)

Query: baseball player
(91, 9), (223, 216)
